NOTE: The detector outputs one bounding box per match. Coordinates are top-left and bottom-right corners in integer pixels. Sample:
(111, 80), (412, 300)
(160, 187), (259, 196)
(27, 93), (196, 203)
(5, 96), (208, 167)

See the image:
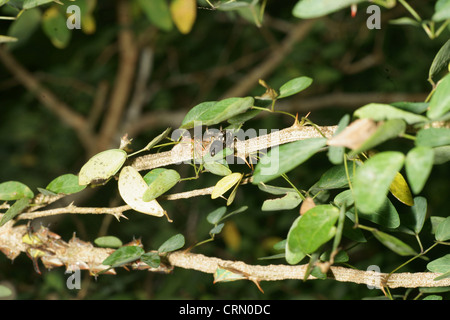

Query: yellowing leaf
(81, 14), (96, 34)
(389, 172), (414, 206)
(211, 173), (243, 199)
(118, 166), (165, 217)
(170, 0), (196, 34)
(222, 221), (241, 251)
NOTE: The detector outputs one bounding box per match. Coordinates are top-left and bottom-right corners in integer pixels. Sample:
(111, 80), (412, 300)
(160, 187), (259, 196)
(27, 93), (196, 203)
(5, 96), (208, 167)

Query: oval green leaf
(416, 128), (450, 148)
(142, 169), (180, 202)
(206, 206), (227, 224)
(286, 216), (307, 265)
(102, 246), (144, 267)
(427, 254), (450, 273)
(47, 174), (86, 195)
(405, 146), (434, 194)
(428, 39), (450, 82)
(288, 205), (339, 254)
(427, 71), (450, 118)
(252, 138), (327, 184)
(157, 233), (185, 253)
(0, 181), (34, 200)
(137, 0), (173, 31)
(354, 103), (428, 124)
(353, 152), (405, 213)
(293, 0), (366, 18)
(78, 149), (127, 186)
(278, 76), (313, 99)
(180, 97), (254, 129)
(42, 6), (71, 49)
(435, 217), (450, 242)
(372, 230), (417, 256)
(328, 114), (350, 165)
(403, 197), (427, 234)
(262, 192), (302, 211)
(94, 236), (123, 248)
(118, 166), (165, 217)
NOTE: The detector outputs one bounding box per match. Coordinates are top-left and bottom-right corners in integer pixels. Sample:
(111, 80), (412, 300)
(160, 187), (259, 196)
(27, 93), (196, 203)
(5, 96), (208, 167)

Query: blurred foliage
(0, 0), (449, 299)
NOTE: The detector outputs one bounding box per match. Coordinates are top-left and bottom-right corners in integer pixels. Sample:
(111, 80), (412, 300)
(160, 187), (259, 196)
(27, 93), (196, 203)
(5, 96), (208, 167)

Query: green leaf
(210, 223), (225, 235)
(278, 76), (313, 99)
(391, 101), (429, 114)
(428, 73), (450, 119)
(157, 234), (185, 253)
(433, 145), (450, 164)
(23, 0), (53, 9)
(252, 138), (327, 184)
(286, 216), (307, 265)
(416, 128), (450, 148)
(328, 114), (350, 165)
(137, 0), (173, 31)
(315, 162), (353, 190)
(405, 146), (434, 194)
(206, 206), (227, 224)
(423, 295), (443, 300)
(432, 0), (450, 21)
(46, 174), (86, 195)
(428, 39), (450, 82)
(0, 181), (34, 200)
(372, 230), (417, 256)
(7, 8), (41, 50)
(203, 156), (232, 176)
(350, 119), (406, 156)
(403, 197), (427, 234)
(435, 217), (450, 241)
(140, 252), (161, 268)
(102, 246), (144, 267)
(261, 192), (302, 211)
(180, 97), (254, 129)
(288, 205), (339, 254)
(258, 184), (296, 195)
(427, 254), (450, 273)
(78, 149), (127, 186)
(42, 6), (71, 49)
(354, 103), (428, 124)
(354, 198), (400, 229)
(292, 0), (366, 18)
(0, 197), (30, 227)
(0, 285), (12, 298)
(142, 169), (180, 201)
(94, 236), (123, 248)
(353, 151), (405, 213)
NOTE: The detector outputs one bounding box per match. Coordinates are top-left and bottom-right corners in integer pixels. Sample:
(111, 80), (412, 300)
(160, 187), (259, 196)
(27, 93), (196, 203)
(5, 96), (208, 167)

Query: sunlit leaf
(78, 149), (127, 186)
(118, 166), (165, 217)
(142, 169), (180, 202)
(354, 103), (428, 124)
(432, 0), (450, 21)
(416, 128), (450, 148)
(0, 181), (34, 200)
(427, 254), (450, 273)
(211, 173), (243, 199)
(261, 192), (302, 211)
(293, 0), (366, 18)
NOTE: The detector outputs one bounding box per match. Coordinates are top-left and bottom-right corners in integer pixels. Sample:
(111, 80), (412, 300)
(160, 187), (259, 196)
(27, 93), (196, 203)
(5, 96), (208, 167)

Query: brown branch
(96, 0), (138, 150)
(0, 222), (448, 289)
(221, 19), (316, 98)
